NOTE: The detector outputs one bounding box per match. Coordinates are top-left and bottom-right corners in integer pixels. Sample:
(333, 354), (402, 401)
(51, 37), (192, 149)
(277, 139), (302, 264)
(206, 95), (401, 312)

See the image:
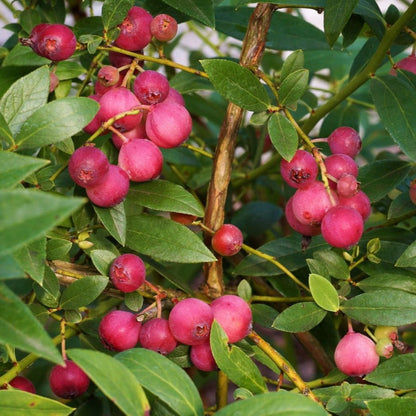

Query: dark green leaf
(126, 214), (216, 263)
(129, 180), (204, 217)
(395, 241), (416, 267)
(200, 59), (270, 112)
(0, 390), (74, 416)
(309, 274), (339, 312)
(0, 190), (85, 256)
(358, 272), (416, 294)
(101, 0), (134, 31)
(90, 249), (118, 277)
(68, 348), (149, 416)
(279, 69), (309, 109)
(367, 397), (416, 415)
(46, 238), (72, 261)
(313, 250), (350, 280)
(341, 290), (416, 326)
(15, 97), (99, 149)
(13, 237), (46, 285)
(210, 321), (267, 394)
(388, 191), (416, 220)
(94, 203), (126, 246)
(60, 275), (109, 310)
(169, 71), (214, 94)
(0, 283), (62, 364)
(162, 0), (214, 27)
(267, 112), (298, 161)
(124, 292), (143, 312)
(116, 348), (204, 416)
(370, 75), (416, 162)
(0, 152), (49, 189)
(272, 302), (327, 332)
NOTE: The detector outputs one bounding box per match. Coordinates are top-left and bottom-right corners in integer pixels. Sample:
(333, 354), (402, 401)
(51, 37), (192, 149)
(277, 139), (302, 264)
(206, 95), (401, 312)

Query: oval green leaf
(116, 348), (204, 416)
(94, 203), (126, 246)
(395, 240), (416, 268)
(279, 69), (309, 109)
(281, 50), (305, 81)
(367, 397), (416, 415)
(267, 112), (298, 161)
(309, 274), (340, 312)
(358, 272), (416, 294)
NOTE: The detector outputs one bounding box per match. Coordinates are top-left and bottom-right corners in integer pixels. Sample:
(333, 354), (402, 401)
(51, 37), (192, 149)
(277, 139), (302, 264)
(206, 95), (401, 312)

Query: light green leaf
(309, 274), (339, 312)
(0, 112), (14, 147)
(281, 50), (305, 81)
(367, 397), (416, 416)
(90, 249), (118, 277)
(267, 112), (298, 161)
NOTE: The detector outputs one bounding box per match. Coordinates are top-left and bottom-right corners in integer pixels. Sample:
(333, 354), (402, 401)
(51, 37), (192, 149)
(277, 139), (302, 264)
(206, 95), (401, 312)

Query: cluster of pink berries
(282, 126), (371, 249)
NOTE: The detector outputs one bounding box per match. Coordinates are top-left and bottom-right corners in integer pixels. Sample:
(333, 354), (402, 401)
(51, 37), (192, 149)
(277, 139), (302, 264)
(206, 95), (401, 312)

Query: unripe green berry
(374, 326), (398, 341)
(375, 337), (394, 359)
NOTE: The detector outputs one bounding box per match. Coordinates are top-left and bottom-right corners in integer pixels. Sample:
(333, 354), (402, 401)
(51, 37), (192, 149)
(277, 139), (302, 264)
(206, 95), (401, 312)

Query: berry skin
(280, 149), (318, 189)
(321, 205), (363, 249)
(338, 190), (371, 221)
(211, 224), (244, 257)
(110, 253), (146, 293)
(327, 127), (362, 159)
(190, 341), (218, 372)
(99, 310), (142, 352)
(151, 14), (178, 42)
(324, 153), (358, 189)
(49, 360), (90, 399)
(285, 196), (321, 237)
(49, 71), (59, 93)
(210, 295), (252, 343)
(83, 95), (102, 134)
(139, 318), (177, 355)
(164, 87), (185, 106)
(118, 139), (163, 182)
(68, 146), (109, 188)
(168, 298), (214, 346)
(334, 330), (379, 377)
(133, 70), (170, 105)
(146, 101), (192, 148)
(97, 65), (120, 87)
(336, 173), (359, 198)
(86, 164), (130, 208)
(9, 376), (36, 393)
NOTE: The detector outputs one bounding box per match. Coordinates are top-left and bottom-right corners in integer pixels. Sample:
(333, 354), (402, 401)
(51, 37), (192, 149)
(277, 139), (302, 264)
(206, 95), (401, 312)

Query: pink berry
(68, 146), (110, 188)
(190, 341), (218, 372)
(139, 318), (177, 355)
(9, 376), (36, 393)
(321, 205), (363, 249)
(114, 6), (153, 51)
(327, 127), (362, 159)
(86, 164), (130, 208)
(390, 54), (416, 76)
(49, 360), (90, 399)
(410, 180), (416, 204)
(151, 14), (178, 42)
(210, 295), (252, 343)
(99, 310), (142, 351)
(110, 253), (146, 293)
(211, 224), (244, 257)
(164, 87), (185, 106)
(21, 23), (50, 55)
(285, 197), (321, 237)
(291, 181), (338, 226)
(133, 70), (170, 105)
(118, 139), (163, 182)
(146, 101), (192, 148)
(280, 149), (318, 189)
(324, 153), (358, 189)
(338, 190), (371, 221)
(49, 71), (59, 93)
(97, 65), (120, 87)
(334, 330), (379, 377)
(168, 298), (213, 346)
(336, 173), (359, 198)
(83, 95), (103, 134)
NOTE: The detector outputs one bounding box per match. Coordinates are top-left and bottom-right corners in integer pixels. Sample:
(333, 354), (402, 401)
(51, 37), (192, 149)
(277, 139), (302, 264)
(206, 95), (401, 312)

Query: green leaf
(200, 59), (270, 112)
(267, 112), (298, 161)
(0, 390), (74, 416)
(90, 249), (118, 277)
(281, 50), (305, 81)
(101, 0), (134, 31)
(367, 397), (416, 416)
(13, 237), (46, 285)
(0, 152), (49, 189)
(365, 354), (416, 389)
(210, 321), (268, 394)
(324, 0), (360, 47)
(272, 302), (327, 332)
(214, 390), (329, 416)
(370, 75), (416, 162)
(309, 274), (340, 312)
(358, 272), (416, 294)
(340, 290), (416, 326)
(129, 180), (204, 217)
(358, 160), (411, 202)
(94, 203), (126, 246)
(0, 66), (49, 136)
(395, 240), (416, 267)
(169, 71), (214, 94)
(0, 283), (62, 364)
(388, 191), (416, 220)
(33, 265), (60, 308)
(68, 348), (149, 416)
(124, 292), (143, 312)
(116, 348), (204, 416)
(60, 275), (109, 310)
(0, 112), (14, 147)
(0, 190), (85, 257)
(313, 250), (350, 280)
(162, 0), (214, 27)
(279, 69), (309, 109)
(126, 214), (216, 263)
(15, 97), (99, 149)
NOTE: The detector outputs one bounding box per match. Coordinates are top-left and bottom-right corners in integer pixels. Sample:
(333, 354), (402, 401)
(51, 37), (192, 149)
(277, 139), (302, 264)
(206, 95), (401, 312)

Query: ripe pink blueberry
(334, 330), (379, 377)
(49, 360), (90, 399)
(338, 190), (371, 221)
(83, 95), (102, 134)
(110, 253), (146, 293)
(211, 224), (244, 257)
(210, 295), (252, 343)
(139, 317), (177, 355)
(151, 14), (178, 42)
(8, 376), (36, 393)
(336, 173), (359, 198)
(99, 310), (142, 352)
(168, 298), (213, 346)
(285, 197), (321, 237)
(280, 149), (318, 189)
(133, 70), (170, 105)
(327, 127), (362, 159)
(190, 341), (218, 372)
(97, 65), (120, 87)
(324, 153), (358, 189)
(164, 87), (185, 106)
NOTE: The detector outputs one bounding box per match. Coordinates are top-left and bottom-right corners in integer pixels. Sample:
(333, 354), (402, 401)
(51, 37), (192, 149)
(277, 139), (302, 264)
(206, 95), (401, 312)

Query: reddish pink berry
(83, 95), (103, 134)
(190, 342), (218, 372)
(86, 164), (130, 208)
(336, 173), (359, 198)
(151, 14), (178, 42)
(99, 310), (142, 351)
(49, 71), (59, 93)
(334, 330), (379, 377)
(49, 360), (90, 399)
(110, 253), (146, 293)
(324, 153), (358, 189)
(9, 376), (36, 394)
(139, 318), (177, 355)
(285, 196), (321, 237)
(168, 298), (213, 346)
(164, 87), (185, 106)
(211, 224), (244, 256)
(338, 190), (371, 221)
(97, 65), (120, 87)
(327, 127), (362, 159)
(133, 70), (170, 105)
(280, 149), (318, 189)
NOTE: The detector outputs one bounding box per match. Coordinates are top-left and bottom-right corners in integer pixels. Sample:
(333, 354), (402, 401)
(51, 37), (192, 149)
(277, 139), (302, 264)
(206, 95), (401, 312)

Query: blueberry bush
(1, 0), (416, 415)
